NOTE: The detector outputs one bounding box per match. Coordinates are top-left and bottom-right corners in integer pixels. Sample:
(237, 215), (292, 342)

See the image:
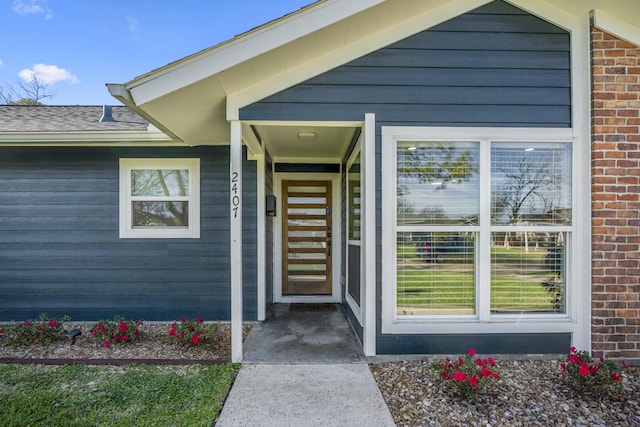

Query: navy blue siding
(0, 146), (257, 322)
(241, 1), (573, 354)
(240, 0), (571, 128)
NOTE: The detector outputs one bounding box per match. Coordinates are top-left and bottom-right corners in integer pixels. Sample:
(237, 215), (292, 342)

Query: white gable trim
(593, 9), (640, 47)
(126, 0), (384, 106)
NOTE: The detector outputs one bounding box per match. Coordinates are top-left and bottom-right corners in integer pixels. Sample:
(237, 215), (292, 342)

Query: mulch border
(0, 357), (228, 366)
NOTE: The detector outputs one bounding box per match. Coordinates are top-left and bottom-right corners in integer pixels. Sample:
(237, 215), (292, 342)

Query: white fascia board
(228, 0), (493, 112)
(126, 0), (384, 106)
(506, 0), (580, 32)
(0, 131), (178, 146)
(594, 9), (640, 47)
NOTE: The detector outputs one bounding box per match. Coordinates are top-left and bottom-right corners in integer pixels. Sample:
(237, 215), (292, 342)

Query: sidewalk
(216, 363), (395, 426)
(215, 304), (396, 426)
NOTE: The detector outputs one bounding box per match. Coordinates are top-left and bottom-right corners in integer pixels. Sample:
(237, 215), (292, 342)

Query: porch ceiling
(252, 124), (358, 162)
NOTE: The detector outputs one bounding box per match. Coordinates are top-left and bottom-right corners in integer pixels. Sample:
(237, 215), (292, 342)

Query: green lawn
(0, 363), (238, 427)
(398, 269), (559, 312)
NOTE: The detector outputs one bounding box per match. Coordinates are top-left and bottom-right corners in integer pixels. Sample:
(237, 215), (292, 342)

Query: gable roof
(0, 105), (148, 132)
(103, 0), (636, 146)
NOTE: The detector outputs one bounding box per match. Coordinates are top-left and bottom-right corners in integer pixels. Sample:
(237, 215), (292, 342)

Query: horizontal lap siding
(240, 1), (571, 128)
(241, 0), (572, 354)
(0, 146), (257, 322)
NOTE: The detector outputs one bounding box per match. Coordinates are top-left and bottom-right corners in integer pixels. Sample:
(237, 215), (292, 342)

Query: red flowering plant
(90, 317), (143, 348)
(168, 317), (220, 346)
(5, 313), (71, 347)
(560, 347), (629, 399)
(431, 348), (501, 402)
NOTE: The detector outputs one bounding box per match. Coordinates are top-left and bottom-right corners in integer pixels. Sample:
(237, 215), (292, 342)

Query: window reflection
(397, 141), (479, 225)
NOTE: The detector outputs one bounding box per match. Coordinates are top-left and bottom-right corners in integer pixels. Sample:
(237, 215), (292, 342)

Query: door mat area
(289, 303), (337, 312)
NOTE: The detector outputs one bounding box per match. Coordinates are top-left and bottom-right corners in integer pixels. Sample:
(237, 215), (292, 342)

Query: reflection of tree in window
(397, 142), (478, 226)
(131, 169), (189, 227)
(491, 145), (571, 226)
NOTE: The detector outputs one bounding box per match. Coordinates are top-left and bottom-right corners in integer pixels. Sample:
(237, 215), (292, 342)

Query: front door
(282, 180), (332, 295)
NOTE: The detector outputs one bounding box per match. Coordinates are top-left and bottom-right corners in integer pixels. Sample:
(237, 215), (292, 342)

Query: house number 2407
(231, 171), (240, 218)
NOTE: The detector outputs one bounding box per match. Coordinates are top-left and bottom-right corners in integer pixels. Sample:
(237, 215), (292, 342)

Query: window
(119, 158), (200, 238)
(346, 144), (362, 319)
(382, 128), (577, 334)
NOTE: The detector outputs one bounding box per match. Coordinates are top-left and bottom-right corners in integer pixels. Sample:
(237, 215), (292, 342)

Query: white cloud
(19, 64), (79, 85)
(12, 0), (52, 19)
(0, 60), (3, 68)
(125, 16), (141, 40)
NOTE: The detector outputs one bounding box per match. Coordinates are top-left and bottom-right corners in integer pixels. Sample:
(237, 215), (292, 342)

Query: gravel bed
(370, 359), (640, 427)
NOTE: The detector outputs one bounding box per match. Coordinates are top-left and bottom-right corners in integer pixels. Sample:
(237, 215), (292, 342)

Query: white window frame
(119, 158), (200, 239)
(381, 127), (585, 336)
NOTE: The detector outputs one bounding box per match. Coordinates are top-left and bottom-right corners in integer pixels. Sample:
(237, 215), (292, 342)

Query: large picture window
(382, 128), (576, 334)
(119, 158), (200, 238)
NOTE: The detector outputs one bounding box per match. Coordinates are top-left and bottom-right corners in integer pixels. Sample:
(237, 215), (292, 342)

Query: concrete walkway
(215, 304), (396, 426)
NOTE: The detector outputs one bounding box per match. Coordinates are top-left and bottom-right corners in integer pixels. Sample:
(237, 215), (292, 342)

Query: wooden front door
(282, 180), (332, 295)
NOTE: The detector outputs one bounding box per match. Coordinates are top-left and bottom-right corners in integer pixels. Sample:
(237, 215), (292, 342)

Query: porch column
(362, 113), (376, 356)
(230, 120), (243, 362)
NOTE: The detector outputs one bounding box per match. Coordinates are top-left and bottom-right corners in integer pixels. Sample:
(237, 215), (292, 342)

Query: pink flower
(468, 376), (479, 388)
(37, 325), (45, 331)
(569, 346), (577, 354)
(25, 321), (32, 327)
(97, 323), (105, 331)
(196, 317), (204, 324)
(481, 366), (492, 378)
(118, 322), (128, 333)
(453, 371), (467, 381)
(191, 333), (200, 344)
(578, 364), (590, 377)
(48, 320), (58, 328)
(560, 362), (566, 371)
(0, 328), (3, 335)
(169, 324), (177, 336)
(135, 329), (140, 338)
(611, 373), (622, 382)
(468, 348), (476, 357)
(488, 357), (496, 366)
(103, 340), (111, 347)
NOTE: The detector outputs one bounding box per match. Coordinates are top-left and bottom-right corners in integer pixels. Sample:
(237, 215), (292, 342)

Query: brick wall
(591, 26), (640, 359)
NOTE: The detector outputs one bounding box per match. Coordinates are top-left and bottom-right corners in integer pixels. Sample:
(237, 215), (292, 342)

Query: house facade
(1, 0), (638, 362)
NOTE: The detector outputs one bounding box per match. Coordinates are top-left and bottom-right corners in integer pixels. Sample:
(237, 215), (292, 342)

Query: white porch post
(230, 120), (243, 362)
(363, 113), (376, 356)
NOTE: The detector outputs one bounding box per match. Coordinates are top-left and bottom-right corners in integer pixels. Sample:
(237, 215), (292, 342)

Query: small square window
(119, 158), (200, 238)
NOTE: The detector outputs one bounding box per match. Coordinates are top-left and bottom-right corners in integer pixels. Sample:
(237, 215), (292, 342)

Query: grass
(0, 363), (239, 427)
(398, 245), (561, 312)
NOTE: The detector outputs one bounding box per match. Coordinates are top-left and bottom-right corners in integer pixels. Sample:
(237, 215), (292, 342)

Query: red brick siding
(591, 27), (640, 359)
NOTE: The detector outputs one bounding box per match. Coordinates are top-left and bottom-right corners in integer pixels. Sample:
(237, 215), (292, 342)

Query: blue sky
(0, 0), (313, 105)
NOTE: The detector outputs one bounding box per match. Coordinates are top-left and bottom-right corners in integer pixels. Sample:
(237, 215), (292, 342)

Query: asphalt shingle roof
(0, 105), (149, 132)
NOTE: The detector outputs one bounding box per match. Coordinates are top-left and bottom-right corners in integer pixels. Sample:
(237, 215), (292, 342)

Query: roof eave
(0, 130), (179, 146)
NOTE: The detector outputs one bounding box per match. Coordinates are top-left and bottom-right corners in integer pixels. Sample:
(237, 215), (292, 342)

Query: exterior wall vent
(99, 105), (115, 122)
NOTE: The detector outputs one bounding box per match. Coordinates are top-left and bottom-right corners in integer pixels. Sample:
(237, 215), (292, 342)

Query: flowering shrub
(431, 348), (500, 402)
(560, 347), (628, 399)
(90, 317), (143, 347)
(168, 317), (220, 346)
(5, 314), (71, 346)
